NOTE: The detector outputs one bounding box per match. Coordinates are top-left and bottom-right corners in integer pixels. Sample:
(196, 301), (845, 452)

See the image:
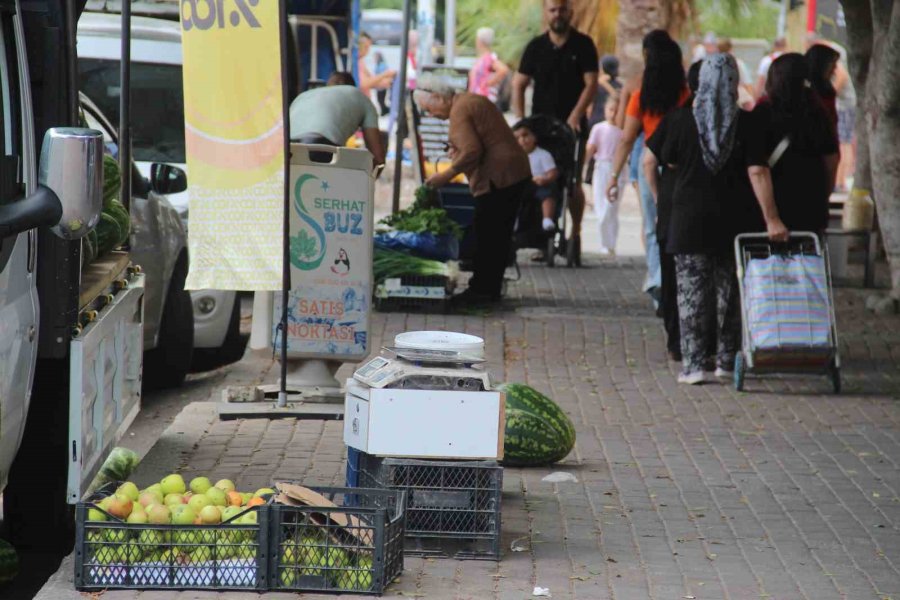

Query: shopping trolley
(734, 232), (841, 392)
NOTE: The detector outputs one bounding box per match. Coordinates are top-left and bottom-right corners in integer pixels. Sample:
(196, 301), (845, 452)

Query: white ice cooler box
(343, 378), (505, 460)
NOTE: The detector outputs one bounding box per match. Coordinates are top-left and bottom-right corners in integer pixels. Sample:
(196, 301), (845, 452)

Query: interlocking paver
(38, 255), (900, 600)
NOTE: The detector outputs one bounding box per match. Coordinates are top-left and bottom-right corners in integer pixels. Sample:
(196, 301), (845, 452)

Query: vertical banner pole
(119, 0), (132, 210)
(278, 0), (291, 408)
(391, 0), (414, 215)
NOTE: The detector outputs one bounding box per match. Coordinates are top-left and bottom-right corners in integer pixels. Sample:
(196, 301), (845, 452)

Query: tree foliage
(456, 0), (544, 67)
(697, 0), (779, 40)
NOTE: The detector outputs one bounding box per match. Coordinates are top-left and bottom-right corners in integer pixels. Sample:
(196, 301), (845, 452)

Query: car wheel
(191, 296), (248, 372)
(144, 260), (194, 390)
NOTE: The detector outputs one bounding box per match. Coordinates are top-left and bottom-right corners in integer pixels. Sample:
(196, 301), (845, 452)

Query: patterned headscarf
(693, 54), (740, 173)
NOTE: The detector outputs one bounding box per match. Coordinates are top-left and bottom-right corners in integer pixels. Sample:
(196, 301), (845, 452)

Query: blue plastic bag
(374, 230), (459, 261)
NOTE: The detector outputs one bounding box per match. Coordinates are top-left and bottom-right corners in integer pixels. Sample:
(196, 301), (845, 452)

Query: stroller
(513, 115), (580, 268)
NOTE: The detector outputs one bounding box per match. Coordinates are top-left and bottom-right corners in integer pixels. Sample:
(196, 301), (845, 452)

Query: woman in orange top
(606, 30), (690, 362)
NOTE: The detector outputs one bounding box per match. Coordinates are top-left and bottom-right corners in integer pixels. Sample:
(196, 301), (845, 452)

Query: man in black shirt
(513, 0), (598, 263)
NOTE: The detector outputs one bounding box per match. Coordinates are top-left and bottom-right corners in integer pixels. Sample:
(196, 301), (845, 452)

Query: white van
(77, 12), (245, 367)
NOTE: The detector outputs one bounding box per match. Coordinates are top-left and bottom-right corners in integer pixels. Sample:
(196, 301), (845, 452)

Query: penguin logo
(330, 248), (350, 276)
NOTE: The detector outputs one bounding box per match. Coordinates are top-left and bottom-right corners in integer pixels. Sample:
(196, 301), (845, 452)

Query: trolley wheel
(830, 361), (841, 394)
(734, 353), (745, 392)
(546, 235), (556, 267)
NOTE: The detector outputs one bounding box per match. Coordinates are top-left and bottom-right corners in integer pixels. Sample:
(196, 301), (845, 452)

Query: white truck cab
(0, 0), (143, 555)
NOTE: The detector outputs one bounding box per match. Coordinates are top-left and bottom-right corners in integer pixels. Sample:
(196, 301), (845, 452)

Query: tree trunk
(611, 0), (696, 79)
(572, 0), (619, 55)
(841, 0), (900, 295)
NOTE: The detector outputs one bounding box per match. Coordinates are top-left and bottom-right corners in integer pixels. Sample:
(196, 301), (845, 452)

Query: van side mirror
(150, 163), (188, 195)
(39, 127), (104, 240)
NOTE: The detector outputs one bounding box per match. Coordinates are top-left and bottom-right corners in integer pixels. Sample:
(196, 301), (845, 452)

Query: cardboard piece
(275, 483), (373, 545)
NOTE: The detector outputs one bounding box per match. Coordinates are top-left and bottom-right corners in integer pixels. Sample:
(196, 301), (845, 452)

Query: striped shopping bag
(744, 254), (831, 349)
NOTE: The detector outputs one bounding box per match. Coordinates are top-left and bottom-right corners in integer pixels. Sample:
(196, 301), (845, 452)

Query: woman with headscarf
(644, 54), (788, 385)
(753, 53), (839, 234)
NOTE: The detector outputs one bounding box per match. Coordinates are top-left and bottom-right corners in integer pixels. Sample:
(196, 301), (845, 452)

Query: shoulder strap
(768, 135), (790, 168)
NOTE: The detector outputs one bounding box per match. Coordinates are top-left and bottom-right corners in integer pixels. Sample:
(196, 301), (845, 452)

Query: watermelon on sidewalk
(497, 383), (576, 467)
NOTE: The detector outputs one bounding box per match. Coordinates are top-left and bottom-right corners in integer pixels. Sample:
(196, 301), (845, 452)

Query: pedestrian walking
(805, 43), (841, 143)
(373, 51), (391, 115)
(644, 54), (788, 384)
(606, 30), (689, 351)
(833, 58), (856, 192)
(585, 55), (622, 182)
(468, 27), (510, 103)
(415, 75), (531, 305)
(586, 96), (625, 255)
(512, 0), (598, 265)
(752, 53), (840, 234)
(358, 32), (396, 99)
(755, 37), (786, 99)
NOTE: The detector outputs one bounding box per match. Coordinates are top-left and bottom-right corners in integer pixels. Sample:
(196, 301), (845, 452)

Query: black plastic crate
(269, 485), (405, 595)
(358, 455), (502, 560)
(74, 502), (268, 591)
(374, 274), (452, 313)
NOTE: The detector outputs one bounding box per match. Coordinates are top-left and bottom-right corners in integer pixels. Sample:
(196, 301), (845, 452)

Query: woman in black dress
(645, 54), (788, 384)
(752, 53), (839, 234)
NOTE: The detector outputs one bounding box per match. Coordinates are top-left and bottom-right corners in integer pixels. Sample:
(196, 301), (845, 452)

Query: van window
(78, 59), (186, 164)
(362, 19), (403, 45)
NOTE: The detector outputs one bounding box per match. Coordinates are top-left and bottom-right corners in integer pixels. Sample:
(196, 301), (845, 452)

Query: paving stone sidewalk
(40, 257), (900, 600)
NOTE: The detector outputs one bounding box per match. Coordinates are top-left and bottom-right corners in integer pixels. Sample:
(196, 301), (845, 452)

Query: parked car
(77, 12), (246, 370)
(79, 93), (194, 389)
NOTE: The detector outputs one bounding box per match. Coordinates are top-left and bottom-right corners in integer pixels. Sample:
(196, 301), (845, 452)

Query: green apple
(214, 479), (236, 493)
(200, 505), (222, 525)
(138, 491), (163, 508)
(240, 492), (253, 505)
(221, 506), (243, 523)
(145, 483), (164, 497)
(116, 542), (142, 564)
(87, 507), (108, 522)
(254, 487), (275, 498)
(205, 487), (227, 507)
(160, 474), (186, 496)
(189, 476), (212, 495)
(126, 508), (148, 524)
(147, 504), (171, 525)
(116, 481), (140, 502)
(138, 528), (163, 546)
(103, 527), (129, 543)
(171, 504), (197, 526)
(187, 494), (212, 513)
(164, 493), (185, 507)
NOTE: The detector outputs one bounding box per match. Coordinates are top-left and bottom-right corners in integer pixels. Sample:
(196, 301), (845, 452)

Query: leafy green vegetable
(378, 185), (462, 239)
(374, 248), (458, 282)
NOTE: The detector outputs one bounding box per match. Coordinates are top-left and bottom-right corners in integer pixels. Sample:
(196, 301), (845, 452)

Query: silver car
(77, 12), (245, 371)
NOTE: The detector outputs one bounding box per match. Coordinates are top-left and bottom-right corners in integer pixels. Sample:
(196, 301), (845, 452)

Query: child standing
(587, 97), (626, 255)
(513, 123), (559, 233)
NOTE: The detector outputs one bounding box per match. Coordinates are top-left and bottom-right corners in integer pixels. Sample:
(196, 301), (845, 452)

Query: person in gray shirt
(289, 72), (386, 167)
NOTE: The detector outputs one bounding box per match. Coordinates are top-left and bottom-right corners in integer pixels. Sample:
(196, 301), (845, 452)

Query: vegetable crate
(269, 486), (406, 595)
(74, 503), (268, 591)
(374, 274), (453, 313)
(357, 455), (502, 560)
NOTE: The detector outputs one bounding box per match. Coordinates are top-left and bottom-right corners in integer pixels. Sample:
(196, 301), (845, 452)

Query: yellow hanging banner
(181, 0), (285, 290)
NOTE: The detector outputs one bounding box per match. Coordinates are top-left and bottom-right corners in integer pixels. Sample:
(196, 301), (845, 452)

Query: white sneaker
(542, 218), (555, 232)
(678, 371), (706, 385)
(714, 367), (733, 378)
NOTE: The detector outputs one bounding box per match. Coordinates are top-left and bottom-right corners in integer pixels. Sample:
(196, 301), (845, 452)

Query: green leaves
(378, 188), (463, 240)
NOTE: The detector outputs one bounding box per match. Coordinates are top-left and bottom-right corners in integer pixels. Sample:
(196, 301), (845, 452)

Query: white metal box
(344, 381), (504, 460)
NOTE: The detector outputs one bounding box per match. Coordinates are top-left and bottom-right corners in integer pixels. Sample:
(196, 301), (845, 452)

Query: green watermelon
(0, 539), (18, 586)
(498, 383), (576, 448)
(95, 212), (122, 256)
(503, 408), (573, 466)
(102, 154), (121, 208)
(104, 200), (131, 246)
